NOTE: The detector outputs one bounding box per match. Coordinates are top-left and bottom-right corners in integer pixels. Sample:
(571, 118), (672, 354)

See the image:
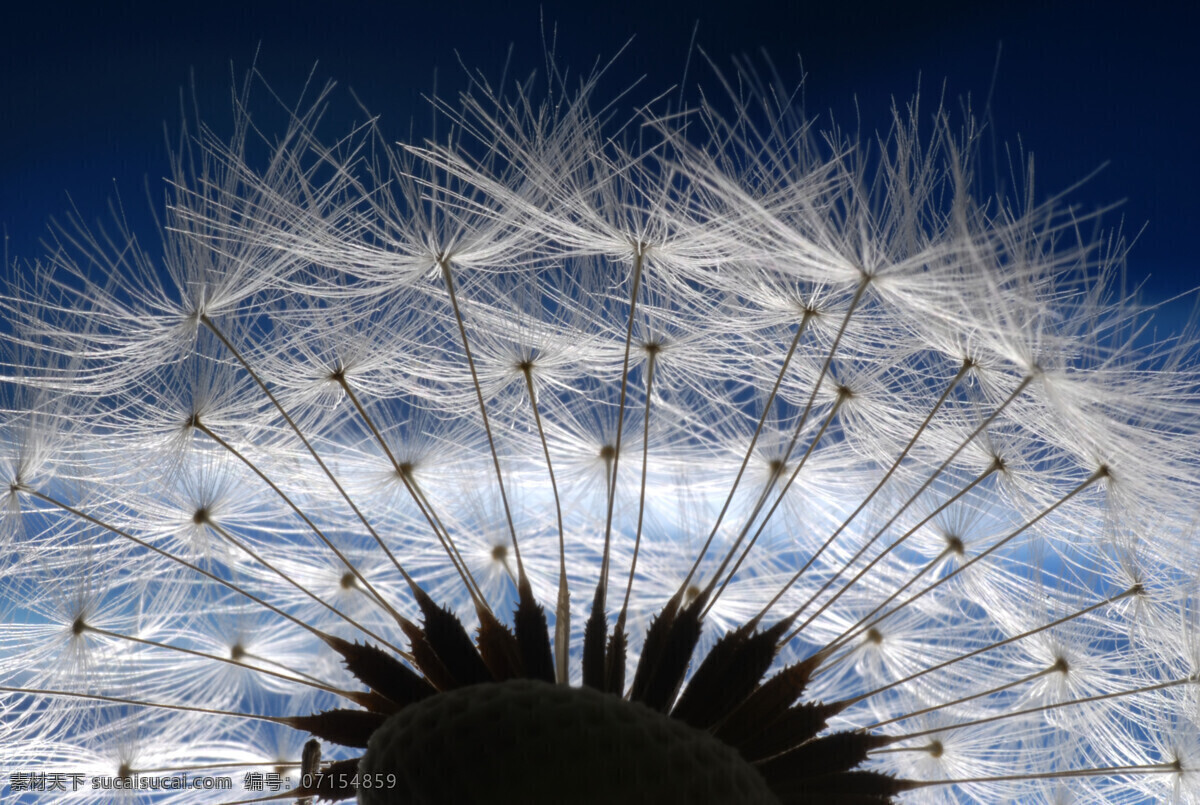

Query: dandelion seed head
(2, 47), (1199, 805)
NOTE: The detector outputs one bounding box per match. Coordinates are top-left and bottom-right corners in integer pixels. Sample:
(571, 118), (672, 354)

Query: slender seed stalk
(702, 386), (850, 618)
(679, 309), (813, 589)
(618, 345), (658, 623)
(0, 685), (290, 724)
(334, 373), (488, 610)
(885, 673), (1197, 743)
(200, 314), (428, 605)
(788, 458), (1002, 641)
(199, 515), (389, 652)
(827, 466), (1110, 653)
(19, 486), (409, 657)
(682, 277), (869, 597)
(778, 360), (973, 617)
(192, 418), (404, 620)
(438, 258), (524, 585)
(79, 624), (360, 702)
(521, 363), (571, 684)
(866, 661), (1066, 730)
(842, 585), (1143, 704)
(905, 764), (1183, 786)
(757, 373), (1032, 624)
(597, 247), (646, 611)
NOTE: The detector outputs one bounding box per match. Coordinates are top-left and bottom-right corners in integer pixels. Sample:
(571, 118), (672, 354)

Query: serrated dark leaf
(414, 588), (493, 687)
(631, 597), (703, 711)
(737, 700), (847, 762)
(769, 770), (915, 804)
(779, 794), (897, 805)
(514, 581), (555, 683)
(280, 710), (386, 749)
(757, 731), (892, 783)
(713, 652), (822, 748)
(407, 629), (456, 692)
(604, 623), (627, 695)
(581, 583), (609, 689)
(627, 590), (679, 701)
(672, 618), (789, 729)
(476, 605), (522, 681)
(325, 635), (435, 707)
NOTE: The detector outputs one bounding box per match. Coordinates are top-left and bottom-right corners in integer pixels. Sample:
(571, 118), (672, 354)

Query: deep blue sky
(2, 0), (1196, 325)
